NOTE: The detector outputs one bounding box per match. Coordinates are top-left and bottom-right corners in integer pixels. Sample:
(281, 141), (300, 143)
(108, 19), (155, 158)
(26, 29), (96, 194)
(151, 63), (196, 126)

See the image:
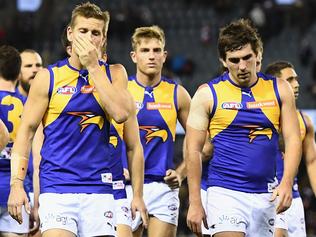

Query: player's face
(279, 67), (299, 99)
(131, 38), (167, 77)
(69, 16), (106, 54)
(20, 52), (42, 92)
(222, 44), (257, 87)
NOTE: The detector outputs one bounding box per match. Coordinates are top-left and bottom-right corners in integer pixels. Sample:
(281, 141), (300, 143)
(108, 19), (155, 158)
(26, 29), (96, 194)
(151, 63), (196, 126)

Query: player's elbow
(112, 110), (129, 124)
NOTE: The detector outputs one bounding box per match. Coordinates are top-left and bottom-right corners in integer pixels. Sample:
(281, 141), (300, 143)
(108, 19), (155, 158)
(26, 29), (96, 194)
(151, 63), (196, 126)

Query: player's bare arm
(272, 78), (302, 214)
(8, 68), (49, 224)
(164, 85), (191, 188)
(302, 113), (316, 195)
(186, 85), (213, 234)
(30, 123), (44, 233)
(123, 100), (148, 228)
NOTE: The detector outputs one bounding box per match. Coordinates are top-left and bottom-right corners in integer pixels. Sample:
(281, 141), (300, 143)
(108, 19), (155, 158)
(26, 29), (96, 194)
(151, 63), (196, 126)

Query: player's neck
(0, 77), (16, 92)
(68, 54), (84, 70)
(17, 84), (27, 97)
(136, 71), (161, 87)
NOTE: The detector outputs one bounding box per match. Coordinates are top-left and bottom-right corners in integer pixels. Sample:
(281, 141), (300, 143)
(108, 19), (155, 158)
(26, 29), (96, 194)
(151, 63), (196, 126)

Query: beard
(20, 79), (30, 93)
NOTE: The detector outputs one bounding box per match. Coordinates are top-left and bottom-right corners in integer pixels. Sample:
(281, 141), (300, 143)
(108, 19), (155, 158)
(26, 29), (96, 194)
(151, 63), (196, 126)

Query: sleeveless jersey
(276, 110), (306, 198)
(0, 90), (26, 206)
(125, 76), (178, 183)
(40, 58), (112, 194)
(207, 72), (281, 193)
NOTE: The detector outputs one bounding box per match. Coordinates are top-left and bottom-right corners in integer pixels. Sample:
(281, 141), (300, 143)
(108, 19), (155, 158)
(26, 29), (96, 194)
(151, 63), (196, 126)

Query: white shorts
(275, 197), (306, 237)
(201, 189), (211, 235)
(126, 182), (179, 231)
(207, 187), (276, 237)
(0, 206), (29, 234)
(38, 193), (115, 237)
(115, 198), (132, 227)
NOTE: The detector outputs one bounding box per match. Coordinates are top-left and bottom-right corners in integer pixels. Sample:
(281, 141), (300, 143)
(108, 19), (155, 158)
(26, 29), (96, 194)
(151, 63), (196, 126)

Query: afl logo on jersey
(135, 101), (144, 110)
(221, 102), (243, 110)
(57, 86), (77, 95)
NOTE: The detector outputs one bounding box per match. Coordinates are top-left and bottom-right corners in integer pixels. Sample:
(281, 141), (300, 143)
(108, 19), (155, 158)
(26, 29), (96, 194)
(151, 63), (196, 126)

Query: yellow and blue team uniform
(126, 75), (178, 183)
(0, 90), (26, 206)
(122, 75), (180, 228)
(40, 58), (113, 194)
(205, 72), (281, 237)
(0, 90), (30, 234)
(207, 71), (281, 193)
(38, 58), (116, 236)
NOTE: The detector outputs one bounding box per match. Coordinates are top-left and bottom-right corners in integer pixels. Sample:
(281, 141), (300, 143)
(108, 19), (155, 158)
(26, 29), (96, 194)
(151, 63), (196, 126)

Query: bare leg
(147, 217), (176, 237)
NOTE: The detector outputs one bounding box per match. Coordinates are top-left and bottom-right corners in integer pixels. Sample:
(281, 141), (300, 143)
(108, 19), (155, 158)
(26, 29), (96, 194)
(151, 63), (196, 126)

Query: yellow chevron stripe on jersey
(43, 65), (78, 127)
(128, 80), (145, 114)
(210, 80), (241, 139)
(251, 77), (280, 132)
(153, 80), (177, 141)
(297, 111), (306, 141)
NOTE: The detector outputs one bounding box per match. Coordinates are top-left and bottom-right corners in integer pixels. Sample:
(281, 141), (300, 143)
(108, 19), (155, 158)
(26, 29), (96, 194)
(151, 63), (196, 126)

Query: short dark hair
(218, 18), (262, 61)
(0, 45), (21, 82)
(265, 61), (294, 77)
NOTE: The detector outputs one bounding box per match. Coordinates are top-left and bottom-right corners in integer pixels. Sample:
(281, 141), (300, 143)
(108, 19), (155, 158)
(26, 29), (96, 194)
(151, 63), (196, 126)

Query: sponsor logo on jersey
(139, 125), (168, 144)
(68, 112), (104, 132)
(246, 100), (276, 109)
(147, 102), (172, 110)
(221, 102), (243, 110)
(80, 85), (96, 94)
(57, 86), (77, 95)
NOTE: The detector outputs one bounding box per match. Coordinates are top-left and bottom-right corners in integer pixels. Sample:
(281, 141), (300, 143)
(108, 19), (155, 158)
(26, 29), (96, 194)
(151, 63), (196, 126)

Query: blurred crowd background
(1, 0), (315, 236)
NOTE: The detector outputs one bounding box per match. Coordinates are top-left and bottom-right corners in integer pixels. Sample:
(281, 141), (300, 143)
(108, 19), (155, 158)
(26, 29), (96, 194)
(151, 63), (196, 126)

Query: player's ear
(67, 25), (73, 43)
(130, 51), (137, 63)
(220, 58), (227, 68)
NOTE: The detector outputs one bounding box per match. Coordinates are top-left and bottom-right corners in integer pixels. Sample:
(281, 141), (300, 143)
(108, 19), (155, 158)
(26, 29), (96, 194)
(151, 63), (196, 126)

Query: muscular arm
(163, 85), (191, 188)
(89, 63), (133, 123)
(302, 114), (316, 196)
(279, 79), (302, 186)
(274, 79), (302, 213)
(123, 101), (148, 226)
(8, 68), (49, 223)
(186, 85), (213, 234)
(123, 102), (144, 199)
(11, 69), (49, 184)
(186, 86), (212, 204)
(175, 85), (191, 180)
(31, 123), (44, 232)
